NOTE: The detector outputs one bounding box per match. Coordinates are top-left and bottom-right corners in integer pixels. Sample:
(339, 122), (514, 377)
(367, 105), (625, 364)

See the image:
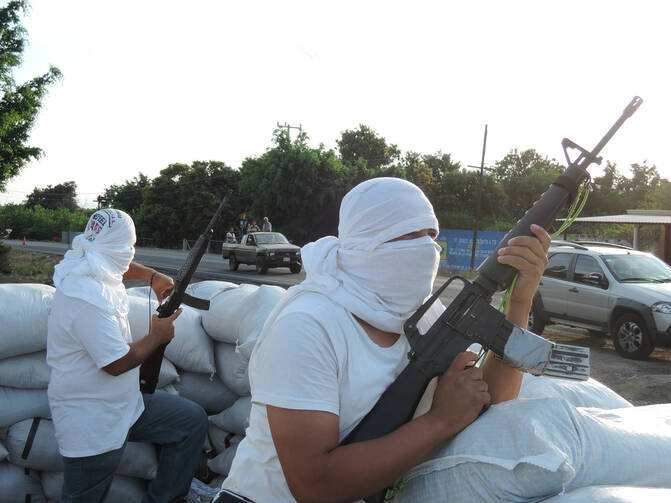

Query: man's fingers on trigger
(451, 351), (480, 370)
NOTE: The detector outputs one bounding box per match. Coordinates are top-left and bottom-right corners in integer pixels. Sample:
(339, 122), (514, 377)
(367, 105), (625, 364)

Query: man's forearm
(481, 299), (528, 402)
(104, 333), (162, 376)
(123, 261), (156, 283)
(290, 414), (455, 503)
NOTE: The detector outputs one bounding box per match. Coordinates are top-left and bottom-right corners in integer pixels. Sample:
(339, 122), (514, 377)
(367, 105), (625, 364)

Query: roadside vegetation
(0, 244), (59, 285)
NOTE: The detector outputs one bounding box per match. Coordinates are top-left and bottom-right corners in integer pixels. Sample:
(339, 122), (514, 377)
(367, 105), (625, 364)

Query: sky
(2, 0), (669, 208)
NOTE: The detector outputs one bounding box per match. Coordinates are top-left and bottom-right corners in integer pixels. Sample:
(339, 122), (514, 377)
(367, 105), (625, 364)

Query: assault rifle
(139, 195), (229, 394)
(342, 97), (643, 503)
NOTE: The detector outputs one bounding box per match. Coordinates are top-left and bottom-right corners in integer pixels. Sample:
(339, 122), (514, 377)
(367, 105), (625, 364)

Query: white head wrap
(263, 177), (441, 335)
(53, 209), (136, 315)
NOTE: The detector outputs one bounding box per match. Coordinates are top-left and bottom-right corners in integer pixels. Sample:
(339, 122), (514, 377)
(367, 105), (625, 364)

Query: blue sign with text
(436, 230), (506, 271)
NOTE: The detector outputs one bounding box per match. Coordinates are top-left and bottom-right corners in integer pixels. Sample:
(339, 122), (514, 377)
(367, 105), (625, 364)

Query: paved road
(3, 239), (502, 306)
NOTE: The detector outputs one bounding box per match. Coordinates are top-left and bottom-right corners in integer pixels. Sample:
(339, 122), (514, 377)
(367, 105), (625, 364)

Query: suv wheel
(612, 313), (654, 360)
(256, 256), (268, 274)
(528, 300), (546, 335)
(229, 254), (239, 271)
(289, 263), (302, 274)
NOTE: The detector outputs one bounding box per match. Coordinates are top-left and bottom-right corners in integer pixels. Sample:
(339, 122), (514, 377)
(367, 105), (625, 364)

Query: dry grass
(0, 248), (61, 285)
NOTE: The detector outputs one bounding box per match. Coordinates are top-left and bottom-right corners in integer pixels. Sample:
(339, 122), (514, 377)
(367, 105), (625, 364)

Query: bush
(0, 242), (10, 274)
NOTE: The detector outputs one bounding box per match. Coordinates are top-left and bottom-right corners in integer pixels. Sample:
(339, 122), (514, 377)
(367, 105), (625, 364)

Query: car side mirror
(586, 272), (607, 288)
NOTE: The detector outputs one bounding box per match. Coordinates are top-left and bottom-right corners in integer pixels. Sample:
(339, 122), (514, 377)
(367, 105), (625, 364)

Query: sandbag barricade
(0, 281), (287, 501)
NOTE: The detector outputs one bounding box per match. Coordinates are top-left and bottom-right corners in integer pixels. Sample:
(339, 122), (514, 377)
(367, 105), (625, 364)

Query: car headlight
(652, 302), (671, 314)
(295, 251), (300, 256)
(269, 252), (275, 256)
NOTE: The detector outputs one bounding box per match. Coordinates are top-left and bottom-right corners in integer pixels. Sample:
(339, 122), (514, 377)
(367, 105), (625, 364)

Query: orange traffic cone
(22, 236), (26, 246)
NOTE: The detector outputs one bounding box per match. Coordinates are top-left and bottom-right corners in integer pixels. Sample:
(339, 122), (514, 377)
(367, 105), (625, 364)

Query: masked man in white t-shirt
(215, 177), (551, 503)
(47, 209), (208, 503)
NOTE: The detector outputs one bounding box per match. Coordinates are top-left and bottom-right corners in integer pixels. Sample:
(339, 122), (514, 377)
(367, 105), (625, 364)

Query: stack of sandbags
(198, 284), (285, 476)
(128, 281), (287, 477)
(0, 280), (287, 499)
(0, 284), (161, 502)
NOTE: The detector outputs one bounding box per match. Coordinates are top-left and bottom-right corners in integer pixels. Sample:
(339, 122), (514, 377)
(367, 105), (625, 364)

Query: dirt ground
(541, 325), (671, 406)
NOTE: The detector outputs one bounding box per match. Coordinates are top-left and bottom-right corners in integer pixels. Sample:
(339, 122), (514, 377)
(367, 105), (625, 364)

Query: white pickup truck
(221, 232), (302, 274)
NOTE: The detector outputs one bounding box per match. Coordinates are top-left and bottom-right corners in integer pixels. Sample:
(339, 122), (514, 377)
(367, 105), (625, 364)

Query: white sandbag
(185, 280), (238, 300)
(127, 296), (215, 373)
(207, 435), (241, 475)
(209, 396), (251, 436)
(214, 342), (250, 396)
(236, 285), (286, 359)
(0, 284), (54, 359)
(0, 462), (45, 503)
(207, 424), (239, 455)
(126, 285), (158, 301)
(201, 283), (259, 343)
(543, 485), (671, 502)
(395, 400), (671, 503)
(0, 387), (50, 428)
(6, 418), (158, 479)
(158, 357), (179, 388)
(41, 471), (147, 502)
(519, 374), (633, 409)
(201, 284), (286, 357)
(117, 442), (158, 480)
(0, 351), (51, 389)
(172, 371), (237, 414)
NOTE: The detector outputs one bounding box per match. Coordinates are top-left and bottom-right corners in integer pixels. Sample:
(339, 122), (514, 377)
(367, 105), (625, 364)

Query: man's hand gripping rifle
(343, 97), (642, 502)
(139, 195), (228, 394)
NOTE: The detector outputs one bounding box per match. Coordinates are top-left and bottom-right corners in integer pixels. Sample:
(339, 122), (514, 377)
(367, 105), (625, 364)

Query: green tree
(0, 1), (61, 189)
(492, 149), (564, 225)
(25, 181), (78, 210)
(240, 129), (353, 244)
(337, 124), (401, 176)
(423, 151), (461, 182)
(0, 203), (88, 240)
(131, 161), (240, 247)
(97, 173), (150, 217)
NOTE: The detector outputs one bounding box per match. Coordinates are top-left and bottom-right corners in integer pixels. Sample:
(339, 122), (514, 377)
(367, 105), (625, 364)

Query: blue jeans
(61, 391), (208, 503)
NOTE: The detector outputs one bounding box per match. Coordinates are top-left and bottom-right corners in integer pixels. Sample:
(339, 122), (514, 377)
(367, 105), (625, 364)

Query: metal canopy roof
(558, 211), (671, 225)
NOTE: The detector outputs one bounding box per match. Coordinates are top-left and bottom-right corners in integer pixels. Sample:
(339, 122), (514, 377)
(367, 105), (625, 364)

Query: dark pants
(61, 391), (208, 503)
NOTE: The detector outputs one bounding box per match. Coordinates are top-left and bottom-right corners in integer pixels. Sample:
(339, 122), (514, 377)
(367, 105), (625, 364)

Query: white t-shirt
(47, 290), (145, 457)
(223, 291), (432, 503)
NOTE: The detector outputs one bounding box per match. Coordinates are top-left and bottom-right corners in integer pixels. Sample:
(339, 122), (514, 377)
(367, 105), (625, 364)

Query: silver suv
(529, 240), (671, 359)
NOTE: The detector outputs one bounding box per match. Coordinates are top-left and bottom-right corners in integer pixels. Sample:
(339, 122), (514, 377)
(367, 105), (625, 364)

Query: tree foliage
(239, 130), (353, 244)
(0, 1), (61, 190)
(5, 122), (666, 251)
(25, 180), (77, 210)
(128, 161), (240, 247)
(0, 203), (88, 240)
(337, 124), (401, 176)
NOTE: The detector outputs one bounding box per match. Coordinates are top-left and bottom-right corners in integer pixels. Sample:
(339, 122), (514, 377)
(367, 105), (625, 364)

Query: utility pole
(276, 122), (302, 140)
(468, 124), (490, 271)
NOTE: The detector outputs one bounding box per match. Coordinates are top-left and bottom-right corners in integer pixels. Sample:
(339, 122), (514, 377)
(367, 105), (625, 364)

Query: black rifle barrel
(139, 195), (228, 394)
(475, 96), (642, 295)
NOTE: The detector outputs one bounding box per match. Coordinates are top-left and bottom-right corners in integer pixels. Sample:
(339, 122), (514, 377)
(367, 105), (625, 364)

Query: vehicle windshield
(602, 254), (671, 283)
(254, 233), (290, 245)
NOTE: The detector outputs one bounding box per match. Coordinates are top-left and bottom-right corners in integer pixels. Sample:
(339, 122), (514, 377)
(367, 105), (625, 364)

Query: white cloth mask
(53, 209), (136, 315)
(259, 177), (440, 336)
